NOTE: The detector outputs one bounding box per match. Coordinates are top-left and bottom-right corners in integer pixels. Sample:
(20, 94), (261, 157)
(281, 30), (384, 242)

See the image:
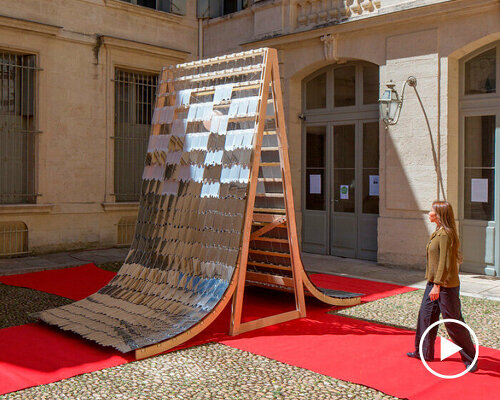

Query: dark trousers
(414, 282), (476, 362)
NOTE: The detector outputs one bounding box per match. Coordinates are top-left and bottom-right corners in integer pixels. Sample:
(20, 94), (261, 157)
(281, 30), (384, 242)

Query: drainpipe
(198, 18), (203, 60)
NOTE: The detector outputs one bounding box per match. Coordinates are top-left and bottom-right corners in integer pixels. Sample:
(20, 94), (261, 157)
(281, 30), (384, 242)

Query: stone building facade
(0, 0), (197, 253)
(1, 0), (499, 276)
(202, 0), (500, 275)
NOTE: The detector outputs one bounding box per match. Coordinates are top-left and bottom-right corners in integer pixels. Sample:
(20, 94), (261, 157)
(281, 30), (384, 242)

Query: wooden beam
(248, 249), (291, 258)
(250, 217), (286, 239)
(229, 49), (272, 336)
(247, 261), (292, 272)
(233, 310), (302, 335)
(246, 270), (294, 287)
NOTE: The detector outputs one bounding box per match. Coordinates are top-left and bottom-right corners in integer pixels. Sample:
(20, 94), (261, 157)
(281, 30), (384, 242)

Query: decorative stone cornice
(100, 35), (189, 62)
(296, 0), (381, 29)
(0, 14), (62, 36)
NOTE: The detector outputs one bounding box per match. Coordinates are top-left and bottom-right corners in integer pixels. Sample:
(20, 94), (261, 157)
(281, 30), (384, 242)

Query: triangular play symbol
(440, 336), (462, 361)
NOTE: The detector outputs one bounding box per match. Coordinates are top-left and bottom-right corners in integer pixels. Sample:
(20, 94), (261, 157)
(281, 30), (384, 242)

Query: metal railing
(0, 221), (29, 256)
(0, 51), (38, 204)
(114, 69), (158, 202)
(117, 216), (136, 246)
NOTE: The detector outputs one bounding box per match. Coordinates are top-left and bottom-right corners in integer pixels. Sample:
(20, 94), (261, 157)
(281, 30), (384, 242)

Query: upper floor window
(198, 0), (248, 18)
(121, 0), (186, 16)
(0, 51), (37, 204)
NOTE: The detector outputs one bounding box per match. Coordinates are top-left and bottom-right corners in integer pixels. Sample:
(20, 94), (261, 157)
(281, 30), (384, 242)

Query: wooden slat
(253, 208), (286, 214)
(175, 49), (266, 69)
(253, 213), (288, 223)
(247, 261), (292, 272)
(248, 249), (290, 258)
(251, 237), (289, 244)
(258, 178), (282, 183)
(255, 193), (284, 198)
(161, 80), (262, 97)
(261, 147), (279, 151)
(260, 162), (281, 167)
(246, 270), (294, 287)
(164, 64), (264, 83)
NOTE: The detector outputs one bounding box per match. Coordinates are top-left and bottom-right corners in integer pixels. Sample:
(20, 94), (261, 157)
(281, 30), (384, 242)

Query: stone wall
(0, 0), (197, 253)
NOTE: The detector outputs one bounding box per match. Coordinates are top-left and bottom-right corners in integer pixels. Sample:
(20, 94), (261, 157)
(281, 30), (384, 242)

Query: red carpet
(1, 266), (498, 398)
(219, 299), (500, 400)
(0, 324), (133, 395)
(0, 264), (116, 300)
(0, 265), (415, 304)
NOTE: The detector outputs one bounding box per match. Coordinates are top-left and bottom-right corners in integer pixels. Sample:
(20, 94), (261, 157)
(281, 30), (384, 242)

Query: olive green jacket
(425, 228), (460, 288)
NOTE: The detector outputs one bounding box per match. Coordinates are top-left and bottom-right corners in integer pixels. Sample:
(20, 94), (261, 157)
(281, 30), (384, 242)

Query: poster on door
(471, 178), (488, 203)
(309, 174), (321, 194)
(369, 175), (379, 196)
(340, 185), (349, 200)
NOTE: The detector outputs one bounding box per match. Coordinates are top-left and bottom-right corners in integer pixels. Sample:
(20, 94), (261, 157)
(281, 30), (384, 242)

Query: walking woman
(407, 201), (477, 371)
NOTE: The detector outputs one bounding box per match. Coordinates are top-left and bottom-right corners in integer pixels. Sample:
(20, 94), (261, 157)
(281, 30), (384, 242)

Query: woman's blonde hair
(432, 201), (463, 264)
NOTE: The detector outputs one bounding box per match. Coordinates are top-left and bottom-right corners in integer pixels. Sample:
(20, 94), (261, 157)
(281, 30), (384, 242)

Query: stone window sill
(0, 204), (55, 215)
(101, 202), (139, 212)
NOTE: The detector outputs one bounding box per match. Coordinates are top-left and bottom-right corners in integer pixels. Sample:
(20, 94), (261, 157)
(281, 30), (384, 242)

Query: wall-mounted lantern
(379, 76), (417, 127)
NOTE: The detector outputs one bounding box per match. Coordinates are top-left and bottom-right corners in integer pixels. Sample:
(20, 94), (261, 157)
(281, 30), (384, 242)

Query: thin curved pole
(410, 84), (447, 202)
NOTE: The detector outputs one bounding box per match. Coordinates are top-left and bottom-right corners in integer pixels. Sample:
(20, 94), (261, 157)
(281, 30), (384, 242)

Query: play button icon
(419, 318), (479, 379)
(440, 337), (462, 361)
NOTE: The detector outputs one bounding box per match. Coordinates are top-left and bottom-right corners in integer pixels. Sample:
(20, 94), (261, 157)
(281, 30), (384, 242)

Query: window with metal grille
(114, 69), (158, 202)
(0, 51), (37, 204)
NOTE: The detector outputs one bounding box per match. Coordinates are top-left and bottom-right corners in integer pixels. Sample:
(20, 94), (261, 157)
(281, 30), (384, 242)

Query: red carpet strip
(0, 263), (116, 301)
(0, 264), (416, 303)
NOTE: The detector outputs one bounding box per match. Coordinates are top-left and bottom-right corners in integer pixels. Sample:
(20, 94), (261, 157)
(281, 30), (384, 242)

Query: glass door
(461, 114), (497, 274)
(358, 121), (379, 260)
(330, 120), (379, 260)
(302, 125), (329, 253)
(331, 123), (356, 257)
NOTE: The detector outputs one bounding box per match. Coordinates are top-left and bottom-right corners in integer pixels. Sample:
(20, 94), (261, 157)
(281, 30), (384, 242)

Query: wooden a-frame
(135, 48), (360, 360)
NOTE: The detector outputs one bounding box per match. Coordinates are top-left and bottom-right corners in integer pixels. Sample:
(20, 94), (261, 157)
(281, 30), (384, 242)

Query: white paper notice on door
(309, 174), (321, 194)
(369, 175), (379, 196)
(340, 185), (349, 200)
(471, 178), (488, 203)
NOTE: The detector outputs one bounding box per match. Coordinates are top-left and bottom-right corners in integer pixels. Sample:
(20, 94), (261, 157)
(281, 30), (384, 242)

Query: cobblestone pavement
(332, 290), (500, 349)
(0, 283), (72, 329)
(0, 344), (397, 400)
(1, 263), (498, 399)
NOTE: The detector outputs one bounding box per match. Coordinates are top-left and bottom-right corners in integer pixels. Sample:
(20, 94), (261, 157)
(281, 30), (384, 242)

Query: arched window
(305, 72), (327, 110)
(464, 47), (496, 95)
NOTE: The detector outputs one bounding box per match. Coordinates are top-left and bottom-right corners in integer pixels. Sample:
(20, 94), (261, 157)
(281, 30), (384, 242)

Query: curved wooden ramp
(35, 48), (361, 360)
